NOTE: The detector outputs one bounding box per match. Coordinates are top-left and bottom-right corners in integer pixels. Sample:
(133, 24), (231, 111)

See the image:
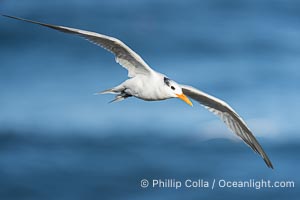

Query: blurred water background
(0, 0), (299, 199)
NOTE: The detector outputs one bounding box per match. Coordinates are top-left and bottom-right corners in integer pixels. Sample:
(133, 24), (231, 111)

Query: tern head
(163, 77), (193, 106)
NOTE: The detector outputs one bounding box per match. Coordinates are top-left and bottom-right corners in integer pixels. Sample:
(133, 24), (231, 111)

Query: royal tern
(1, 14), (273, 169)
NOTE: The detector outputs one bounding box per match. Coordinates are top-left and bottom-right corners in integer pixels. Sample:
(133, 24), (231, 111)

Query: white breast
(123, 73), (171, 101)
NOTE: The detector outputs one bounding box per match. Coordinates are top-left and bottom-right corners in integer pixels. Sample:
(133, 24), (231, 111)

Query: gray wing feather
(181, 84), (273, 169)
(2, 14), (153, 77)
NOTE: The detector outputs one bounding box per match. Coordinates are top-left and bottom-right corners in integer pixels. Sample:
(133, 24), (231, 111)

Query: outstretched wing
(181, 84), (273, 169)
(2, 14), (154, 77)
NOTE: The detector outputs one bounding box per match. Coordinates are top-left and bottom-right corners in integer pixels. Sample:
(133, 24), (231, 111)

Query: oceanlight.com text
(140, 179), (295, 190)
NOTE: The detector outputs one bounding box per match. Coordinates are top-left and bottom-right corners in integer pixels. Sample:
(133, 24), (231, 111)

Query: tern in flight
(1, 14), (273, 168)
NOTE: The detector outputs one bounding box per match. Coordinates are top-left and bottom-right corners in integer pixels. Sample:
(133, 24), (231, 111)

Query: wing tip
(1, 13), (16, 19)
(264, 157), (274, 169)
(1, 14), (28, 22)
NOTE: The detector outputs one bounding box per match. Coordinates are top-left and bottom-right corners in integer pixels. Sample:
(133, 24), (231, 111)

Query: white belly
(123, 74), (171, 101)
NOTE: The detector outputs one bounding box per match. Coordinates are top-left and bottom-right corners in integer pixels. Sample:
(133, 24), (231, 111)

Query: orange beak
(176, 93), (193, 107)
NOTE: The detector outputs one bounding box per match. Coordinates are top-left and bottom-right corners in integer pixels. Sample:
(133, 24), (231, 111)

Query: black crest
(164, 77), (171, 86)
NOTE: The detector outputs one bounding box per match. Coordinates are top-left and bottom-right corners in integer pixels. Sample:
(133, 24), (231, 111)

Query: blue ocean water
(0, 0), (299, 199)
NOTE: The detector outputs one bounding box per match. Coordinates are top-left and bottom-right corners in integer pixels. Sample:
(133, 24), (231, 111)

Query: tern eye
(171, 86), (175, 90)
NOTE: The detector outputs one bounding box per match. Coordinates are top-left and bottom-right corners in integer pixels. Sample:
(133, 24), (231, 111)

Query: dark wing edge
(1, 14), (153, 77)
(181, 84), (273, 169)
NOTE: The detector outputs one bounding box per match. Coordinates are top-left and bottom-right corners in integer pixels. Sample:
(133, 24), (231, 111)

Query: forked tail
(95, 88), (132, 103)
